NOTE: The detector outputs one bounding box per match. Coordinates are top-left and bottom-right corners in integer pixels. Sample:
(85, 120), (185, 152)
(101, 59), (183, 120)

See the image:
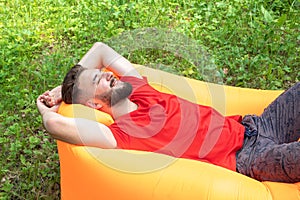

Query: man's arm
(37, 94), (117, 148)
(78, 42), (142, 79)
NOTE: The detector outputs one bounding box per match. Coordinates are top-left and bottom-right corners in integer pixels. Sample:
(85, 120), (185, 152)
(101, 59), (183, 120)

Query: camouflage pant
(236, 82), (300, 183)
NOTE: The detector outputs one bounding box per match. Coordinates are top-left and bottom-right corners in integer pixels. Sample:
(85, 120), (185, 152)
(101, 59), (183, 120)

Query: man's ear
(86, 100), (103, 110)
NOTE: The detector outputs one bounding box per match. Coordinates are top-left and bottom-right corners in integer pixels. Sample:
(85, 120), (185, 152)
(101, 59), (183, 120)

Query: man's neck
(105, 98), (137, 119)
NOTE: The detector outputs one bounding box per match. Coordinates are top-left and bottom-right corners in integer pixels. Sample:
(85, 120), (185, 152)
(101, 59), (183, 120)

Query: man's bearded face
(96, 81), (132, 107)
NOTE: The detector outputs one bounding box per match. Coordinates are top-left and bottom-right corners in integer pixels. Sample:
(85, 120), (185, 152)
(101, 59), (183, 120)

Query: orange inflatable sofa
(57, 65), (300, 200)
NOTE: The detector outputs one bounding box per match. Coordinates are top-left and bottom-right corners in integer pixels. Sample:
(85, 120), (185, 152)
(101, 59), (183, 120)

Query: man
(37, 42), (300, 183)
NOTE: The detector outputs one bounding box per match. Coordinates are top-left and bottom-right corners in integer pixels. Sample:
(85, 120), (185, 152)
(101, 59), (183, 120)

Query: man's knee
(250, 143), (300, 182)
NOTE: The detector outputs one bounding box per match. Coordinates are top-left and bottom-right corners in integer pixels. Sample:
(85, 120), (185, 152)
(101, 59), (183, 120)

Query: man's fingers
(42, 90), (50, 96)
(37, 88), (62, 110)
(37, 97), (48, 115)
(49, 103), (60, 112)
(49, 86), (62, 101)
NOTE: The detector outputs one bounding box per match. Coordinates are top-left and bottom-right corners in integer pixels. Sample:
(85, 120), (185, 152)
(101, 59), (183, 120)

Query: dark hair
(61, 64), (86, 104)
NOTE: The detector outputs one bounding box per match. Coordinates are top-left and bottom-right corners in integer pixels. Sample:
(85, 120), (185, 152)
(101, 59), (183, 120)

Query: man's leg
(260, 82), (300, 143)
(249, 82), (300, 182)
(250, 141), (300, 182)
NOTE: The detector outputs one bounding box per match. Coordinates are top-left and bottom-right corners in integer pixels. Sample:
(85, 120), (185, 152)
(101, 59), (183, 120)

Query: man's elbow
(94, 42), (106, 49)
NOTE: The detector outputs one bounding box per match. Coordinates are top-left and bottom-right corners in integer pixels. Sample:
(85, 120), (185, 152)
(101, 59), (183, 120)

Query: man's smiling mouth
(110, 77), (117, 87)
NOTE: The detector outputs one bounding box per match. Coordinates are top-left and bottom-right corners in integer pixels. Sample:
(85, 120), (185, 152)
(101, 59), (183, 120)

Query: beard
(96, 81), (133, 107)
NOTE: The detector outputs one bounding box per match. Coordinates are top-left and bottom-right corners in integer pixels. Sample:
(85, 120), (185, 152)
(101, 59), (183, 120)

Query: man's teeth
(110, 78), (116, 87)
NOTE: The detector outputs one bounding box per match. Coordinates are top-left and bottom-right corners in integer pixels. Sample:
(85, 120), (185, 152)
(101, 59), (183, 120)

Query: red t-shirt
(109, 76), (245, 171)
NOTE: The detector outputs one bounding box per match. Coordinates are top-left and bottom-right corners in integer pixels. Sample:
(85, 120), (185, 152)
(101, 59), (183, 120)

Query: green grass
(0, 0), (299, 199)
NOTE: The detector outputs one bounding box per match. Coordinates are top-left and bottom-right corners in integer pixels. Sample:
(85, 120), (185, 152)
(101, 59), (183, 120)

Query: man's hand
(39, 86), (62, 108)
(37, 91), (60, 116)
(37, 86), (62, 116)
